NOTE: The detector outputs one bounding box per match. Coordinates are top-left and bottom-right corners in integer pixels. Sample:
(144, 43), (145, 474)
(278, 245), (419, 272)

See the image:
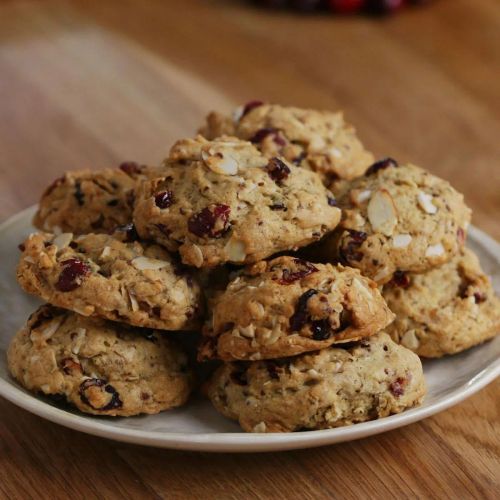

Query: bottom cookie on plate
(382, 248), (500, 358)
(205, 332), (425, 432)
(7, 305), (194, 417)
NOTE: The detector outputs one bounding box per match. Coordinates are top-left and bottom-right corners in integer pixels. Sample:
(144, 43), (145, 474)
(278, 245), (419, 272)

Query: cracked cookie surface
(34, 164), (159, 235)
(199, 102), (374, 184)
(383, 248), (500, 357)
(133, 136), (341, 268)
(17, 232), (203, 330)
(323, 161), (471, 284)
(7, 305), (194, 416)
(205, 332), (425, 432)
(199, 256), (394, 361)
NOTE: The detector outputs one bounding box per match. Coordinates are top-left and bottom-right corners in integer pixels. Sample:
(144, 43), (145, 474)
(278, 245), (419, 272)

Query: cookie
(199, 256), (395, 361)
(199, 102), (374, 184)
(205, 332), (425, 432)
(383, 248), (500, 357)
(33, 163), (159, 235)
(7, 305), (194, 416)
(17, 232), (203, 330)
(133, 136), (341, 268)
(322, 160), (471, 284)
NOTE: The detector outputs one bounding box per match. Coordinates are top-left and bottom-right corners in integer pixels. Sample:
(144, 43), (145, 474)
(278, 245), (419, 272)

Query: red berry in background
(365, 0), (406, 14)
(329, 0), (365, 13)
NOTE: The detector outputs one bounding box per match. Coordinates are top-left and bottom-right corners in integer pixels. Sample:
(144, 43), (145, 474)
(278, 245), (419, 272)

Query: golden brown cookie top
(199, 256), (395, 361)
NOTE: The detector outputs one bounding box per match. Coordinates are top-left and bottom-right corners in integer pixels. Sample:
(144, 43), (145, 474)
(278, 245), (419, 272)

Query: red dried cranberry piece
(311, 319), (332, 340)
(290, 289), (318, 331)
(266, 157), (291, 184)
(389, 270), (411, 288)
(119, 161), (142, 176)
(276, 259), (318, 285)
(56, 258), (90, 292)
(328, 0), (365, 13)
(241, 100), (264, 117)
(79, 378), (123, 411)
(473, 292), (487, 304)
(365, 157), (398, 176)
(339, 229), (367, 263)
(188, 204), (231, 238)
(250, 128), (286, 147)
(389, 377), (406, 397)
(154, 190), (174, 209)
(18, 243), (26, 252)
(457, 228), (465, 245)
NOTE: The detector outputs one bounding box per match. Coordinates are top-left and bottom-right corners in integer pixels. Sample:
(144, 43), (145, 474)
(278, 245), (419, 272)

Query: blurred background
(0, 0), (499, 236)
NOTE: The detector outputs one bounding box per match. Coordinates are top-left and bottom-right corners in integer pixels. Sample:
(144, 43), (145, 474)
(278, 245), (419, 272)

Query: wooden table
(1, 0), (499, 497)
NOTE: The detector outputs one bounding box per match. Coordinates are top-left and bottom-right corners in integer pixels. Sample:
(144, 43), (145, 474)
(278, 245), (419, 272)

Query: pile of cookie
(8, 102), (500, 432)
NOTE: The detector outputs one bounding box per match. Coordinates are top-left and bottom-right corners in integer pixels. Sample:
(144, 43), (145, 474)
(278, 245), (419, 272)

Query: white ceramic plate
(0, 206), (499, 452)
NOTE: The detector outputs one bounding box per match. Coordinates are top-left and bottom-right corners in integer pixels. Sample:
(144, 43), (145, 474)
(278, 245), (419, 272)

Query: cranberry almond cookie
(17, 232), (202, 330)
(33, 163), (159, 235)
(8, 305), (194, 416)
(199, 256), (394, 361)
(205, 332), (425, 432)
(383, 248), (500, 357)
(133, 136), (341, 268)
(199, 102), (374, 184)
(323, 160), (471, 284)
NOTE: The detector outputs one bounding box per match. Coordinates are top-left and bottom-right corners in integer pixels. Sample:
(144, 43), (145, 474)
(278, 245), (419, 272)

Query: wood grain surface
(0, 0), (499, 498)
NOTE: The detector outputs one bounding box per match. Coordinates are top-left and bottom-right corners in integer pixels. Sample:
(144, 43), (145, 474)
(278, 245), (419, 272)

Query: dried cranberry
(311, 319), (332, 340)
(457, 228), (465, 245)
(365, 157), (398, 176)
(327, 196), (338, 207)
(241, 100), (264, 117)
(56, 258), (90, 292)
(18, 243), (25, 252)
(74, 181), (85, 206)
(250, 128), (286, 147)
(188, 204), (231, 238)
(79, 378), (123, 411)
(290, 289), (318, 331)
(389, 377), (406, 397)
(328, 0), (365, 13)
(276, 259), (318, 285)
(266, 157), (291, 184)
(154, 190), (174, 209)
(119, 161), (142, 176)
(339, 229), (367, 263)
(389, 271), (411, 288)
(473, 292), (487, 304)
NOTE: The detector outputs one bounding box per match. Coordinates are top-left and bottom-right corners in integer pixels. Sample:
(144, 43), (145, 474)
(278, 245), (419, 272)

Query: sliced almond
(252, 422), (267, 433)
(355, 189), (372, 204)
(100, 246), (111, 259)
(401, 329), (420, 350)
(37, 318), (62, 341)
(232, 105), (244, 123)
(329, 146), (342, 159)
(131, 256), (169, 271)
(425, 243), (445, 257)
(202, 150), (239, 175)
(224, 238), (247, 263)
(373, 266), (391, 283)
(417, 191), (437, 214)
(128, 290), (139, 312)
(239, 324), (255, 339)
(190, 244), (204, 268)
(309, 135), (326, 152)
(367, 189), (398, 236)
(52, 233), (73, 249)
(393, 234), (412, 248)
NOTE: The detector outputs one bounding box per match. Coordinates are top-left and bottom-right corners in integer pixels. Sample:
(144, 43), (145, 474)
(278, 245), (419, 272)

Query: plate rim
(0, 206), (499, 452)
